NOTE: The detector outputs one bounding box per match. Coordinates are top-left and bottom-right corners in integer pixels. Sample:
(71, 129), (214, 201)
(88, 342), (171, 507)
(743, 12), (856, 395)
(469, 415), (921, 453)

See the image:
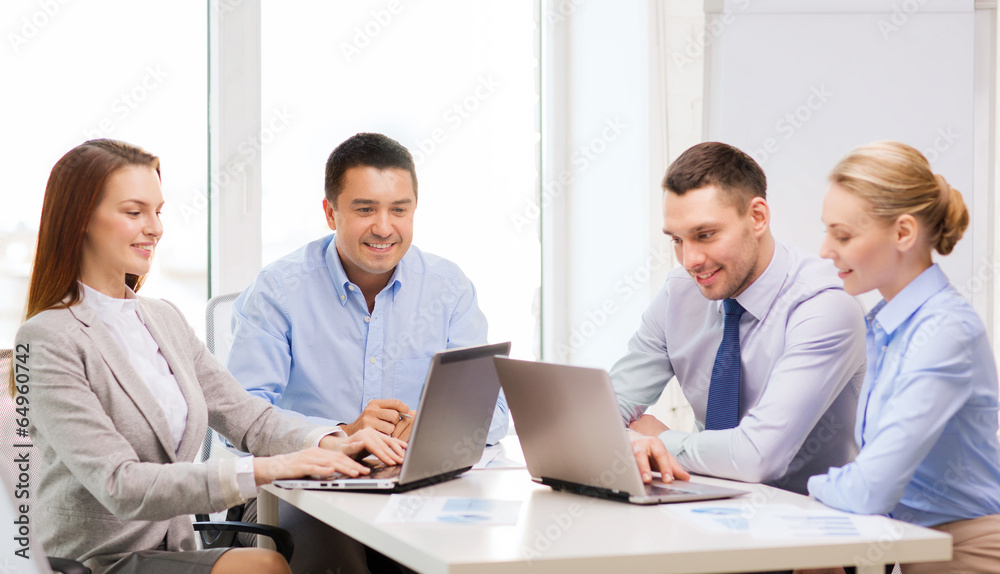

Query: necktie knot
(723, 298), (745, 318)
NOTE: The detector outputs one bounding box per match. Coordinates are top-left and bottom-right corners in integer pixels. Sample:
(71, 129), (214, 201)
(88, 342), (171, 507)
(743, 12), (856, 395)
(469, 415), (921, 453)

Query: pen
(399, 412), (413, 420)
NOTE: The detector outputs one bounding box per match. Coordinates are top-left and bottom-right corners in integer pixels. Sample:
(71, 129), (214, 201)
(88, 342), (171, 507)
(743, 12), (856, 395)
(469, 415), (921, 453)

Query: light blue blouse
(808, 264), (1000, 527)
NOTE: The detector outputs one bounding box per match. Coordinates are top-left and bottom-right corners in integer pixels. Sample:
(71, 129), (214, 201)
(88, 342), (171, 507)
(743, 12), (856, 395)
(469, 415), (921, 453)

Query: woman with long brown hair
(14, 139), (405, 574)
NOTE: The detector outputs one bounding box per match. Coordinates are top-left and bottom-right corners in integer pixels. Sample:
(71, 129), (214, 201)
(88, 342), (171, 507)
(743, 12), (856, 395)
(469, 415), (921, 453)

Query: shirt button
(370, 357), (376, 364)
(348, 285), (355, 291)
(340, 295), (346, 301)
(364, 316), (371, 323)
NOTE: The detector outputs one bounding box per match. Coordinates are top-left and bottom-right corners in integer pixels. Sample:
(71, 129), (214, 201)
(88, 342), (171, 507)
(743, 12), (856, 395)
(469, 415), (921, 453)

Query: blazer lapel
(138, 299), (208, 464)
(68, 304), (179, 461)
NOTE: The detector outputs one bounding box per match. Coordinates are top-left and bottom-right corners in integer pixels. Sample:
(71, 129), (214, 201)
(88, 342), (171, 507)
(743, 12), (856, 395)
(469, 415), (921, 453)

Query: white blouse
(80, 283), (189, 453)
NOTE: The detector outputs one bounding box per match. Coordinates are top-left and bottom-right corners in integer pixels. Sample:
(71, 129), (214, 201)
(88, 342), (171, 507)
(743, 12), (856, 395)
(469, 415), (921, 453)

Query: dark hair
(324, 133), (417, 206)
(27, 139), (160, 320)
(662, 142), (766, 213)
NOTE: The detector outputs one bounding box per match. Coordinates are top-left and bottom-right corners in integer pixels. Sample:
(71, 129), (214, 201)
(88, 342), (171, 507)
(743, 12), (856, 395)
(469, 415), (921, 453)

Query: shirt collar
(79, 282), (142, 325)
(725, 242), (789, 321)
(325, 234), (405, 307)
(868, 264), (949, 336)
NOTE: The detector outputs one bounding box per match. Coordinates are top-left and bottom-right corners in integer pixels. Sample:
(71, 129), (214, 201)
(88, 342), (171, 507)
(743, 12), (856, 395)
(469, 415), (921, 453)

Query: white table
(258, 442), (951, 573)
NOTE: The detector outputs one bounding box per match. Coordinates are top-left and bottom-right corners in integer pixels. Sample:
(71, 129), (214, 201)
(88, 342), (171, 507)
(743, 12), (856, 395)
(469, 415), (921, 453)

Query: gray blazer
(15, 297), (331, 573)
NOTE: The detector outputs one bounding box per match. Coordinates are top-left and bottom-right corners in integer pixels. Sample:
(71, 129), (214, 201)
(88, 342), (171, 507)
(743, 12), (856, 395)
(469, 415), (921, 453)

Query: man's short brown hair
(662, 142), (766, 213)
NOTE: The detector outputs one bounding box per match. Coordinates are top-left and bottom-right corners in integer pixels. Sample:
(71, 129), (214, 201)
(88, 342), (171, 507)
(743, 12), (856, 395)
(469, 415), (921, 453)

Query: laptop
(493, 357), (746, 505)
(274, 342), (511, 493)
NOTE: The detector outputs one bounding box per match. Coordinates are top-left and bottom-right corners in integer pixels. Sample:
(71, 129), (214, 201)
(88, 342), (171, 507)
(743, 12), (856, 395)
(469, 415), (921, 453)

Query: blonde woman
(804, 141), (1000, 573)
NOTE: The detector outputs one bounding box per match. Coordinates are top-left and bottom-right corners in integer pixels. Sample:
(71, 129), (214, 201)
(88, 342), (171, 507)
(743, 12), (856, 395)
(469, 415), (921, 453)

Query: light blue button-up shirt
(808, 264), (1000, 527)
(611, 243), (867, 494)
(226, 234), (509, 444)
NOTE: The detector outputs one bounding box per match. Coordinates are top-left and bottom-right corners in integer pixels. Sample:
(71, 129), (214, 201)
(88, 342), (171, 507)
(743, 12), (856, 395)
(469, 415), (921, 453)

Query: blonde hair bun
(933, 173), (969, 256)
(830, 141), (968, 256)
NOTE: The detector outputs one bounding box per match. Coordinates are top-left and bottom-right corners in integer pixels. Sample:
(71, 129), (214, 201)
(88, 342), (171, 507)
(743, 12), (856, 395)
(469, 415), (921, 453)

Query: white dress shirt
(610, 243), (867, 494)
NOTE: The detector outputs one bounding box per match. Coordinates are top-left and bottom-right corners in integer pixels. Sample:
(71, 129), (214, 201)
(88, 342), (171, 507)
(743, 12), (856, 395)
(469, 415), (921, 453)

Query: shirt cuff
(235, 455), (258, 500)
(218, 458), (249, 508)
(806, 473), (828, 499)
(304, 425), (346, 449)
(658, 429), (690, 456)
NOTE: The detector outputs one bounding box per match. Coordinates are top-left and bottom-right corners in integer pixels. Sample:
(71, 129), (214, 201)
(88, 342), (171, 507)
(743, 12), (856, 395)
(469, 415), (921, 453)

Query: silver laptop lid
(492, 357), (648, 497)
(396, 342), (512, 485)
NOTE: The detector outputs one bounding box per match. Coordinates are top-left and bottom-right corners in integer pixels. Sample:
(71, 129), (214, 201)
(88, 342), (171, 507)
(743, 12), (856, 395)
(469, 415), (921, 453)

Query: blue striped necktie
(705, 298), (746, 430)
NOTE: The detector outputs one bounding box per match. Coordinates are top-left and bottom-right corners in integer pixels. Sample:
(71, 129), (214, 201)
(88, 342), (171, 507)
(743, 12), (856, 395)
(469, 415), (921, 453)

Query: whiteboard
(703, 0), (988, 314)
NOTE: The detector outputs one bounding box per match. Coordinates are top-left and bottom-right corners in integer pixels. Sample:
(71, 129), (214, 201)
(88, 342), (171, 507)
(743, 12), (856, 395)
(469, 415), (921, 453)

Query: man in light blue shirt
(615, 142), (867, 495)
(227, 133), (508, 445)
(227, 133), (508, 573)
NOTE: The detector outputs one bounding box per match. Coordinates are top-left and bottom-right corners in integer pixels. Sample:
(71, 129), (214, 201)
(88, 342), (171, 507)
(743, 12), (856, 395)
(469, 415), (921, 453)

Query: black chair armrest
(193, 521), (294, 563)
(47, 557), (91, 574)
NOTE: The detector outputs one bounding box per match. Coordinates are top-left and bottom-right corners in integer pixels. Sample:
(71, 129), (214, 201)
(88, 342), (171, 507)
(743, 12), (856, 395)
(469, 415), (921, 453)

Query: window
(259, 1), (541, 357)
(0, 1), (208, 342)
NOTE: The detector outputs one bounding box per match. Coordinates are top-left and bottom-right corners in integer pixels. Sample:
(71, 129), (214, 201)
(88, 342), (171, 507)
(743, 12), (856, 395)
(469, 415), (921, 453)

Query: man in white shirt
(615, 142), (866, 494)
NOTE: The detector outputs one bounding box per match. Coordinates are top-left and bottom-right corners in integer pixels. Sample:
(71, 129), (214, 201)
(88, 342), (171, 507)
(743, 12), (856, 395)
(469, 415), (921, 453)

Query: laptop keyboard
(365, 463), (402, 480)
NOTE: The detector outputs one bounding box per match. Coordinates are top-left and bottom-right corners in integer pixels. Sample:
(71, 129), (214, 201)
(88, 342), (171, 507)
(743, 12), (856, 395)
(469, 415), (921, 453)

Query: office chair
(194, 292), (294, 556)
(205, 292), (240, 366)
(198, 291), (241, 474)
(2, 349), (91, 574)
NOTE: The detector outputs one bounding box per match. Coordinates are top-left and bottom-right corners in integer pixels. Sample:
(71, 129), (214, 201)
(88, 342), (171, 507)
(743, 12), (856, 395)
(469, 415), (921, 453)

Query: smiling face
(325, 165), (416, 292)
(820, 183), (900, 297)
(663, 184), (769, 300)
(79, 165), (164, 298)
